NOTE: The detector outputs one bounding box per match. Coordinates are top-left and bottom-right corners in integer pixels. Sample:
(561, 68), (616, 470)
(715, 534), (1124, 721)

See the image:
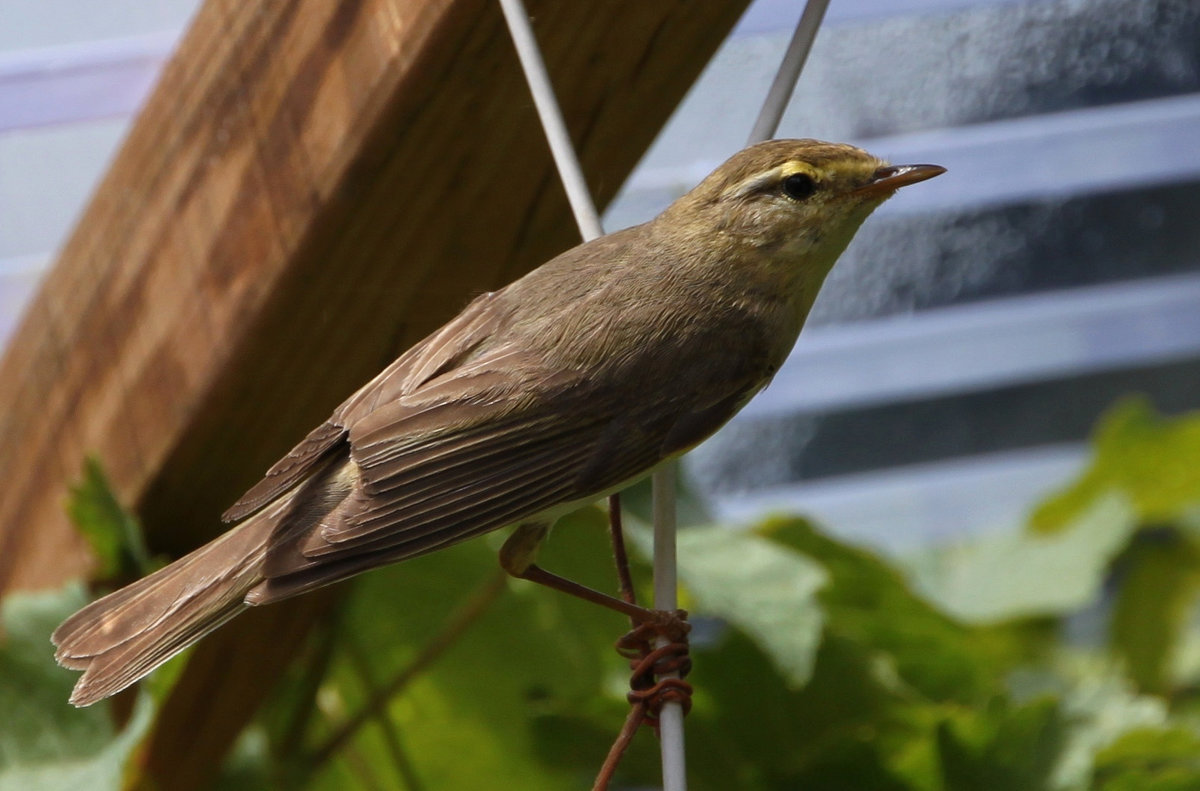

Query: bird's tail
(51, 507), (278, 707)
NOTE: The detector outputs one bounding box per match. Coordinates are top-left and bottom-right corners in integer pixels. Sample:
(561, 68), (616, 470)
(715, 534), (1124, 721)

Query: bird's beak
(852, 163), (945, 198)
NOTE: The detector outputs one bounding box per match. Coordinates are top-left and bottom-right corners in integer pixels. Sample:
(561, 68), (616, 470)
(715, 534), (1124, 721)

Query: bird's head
(658, 138), (944, 314)
(666, 138), (943, 251)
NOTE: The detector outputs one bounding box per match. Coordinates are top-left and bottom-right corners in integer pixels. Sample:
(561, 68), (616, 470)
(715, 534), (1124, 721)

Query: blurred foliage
(1091, 728), (1200, 790)
(66, 457), (155, 584)
(7, 398), (1200, 789)
(1032, 397), (1200, 533)
(0, 585), (151, 791)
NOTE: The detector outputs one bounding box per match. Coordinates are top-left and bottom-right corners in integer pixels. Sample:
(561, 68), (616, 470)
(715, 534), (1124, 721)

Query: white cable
(747, 0), (831, 145)
(496, 0), (604, 241)
(651, 465), (686, 791)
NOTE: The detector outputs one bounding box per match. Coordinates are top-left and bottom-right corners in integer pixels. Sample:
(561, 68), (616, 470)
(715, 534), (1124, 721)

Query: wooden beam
(0, 0), (750, 783)
(0, 0), (749, 591)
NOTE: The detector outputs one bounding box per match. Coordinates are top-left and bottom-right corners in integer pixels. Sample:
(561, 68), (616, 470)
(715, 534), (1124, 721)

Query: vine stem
(306, 573), (506, 772)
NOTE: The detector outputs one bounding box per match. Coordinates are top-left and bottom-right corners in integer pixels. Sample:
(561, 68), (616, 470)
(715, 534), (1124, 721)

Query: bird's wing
(254, 354), (646, 580)
(221, 292), (504, 523)
(251, 337), (768, 601)
(220, 422), (348, 523)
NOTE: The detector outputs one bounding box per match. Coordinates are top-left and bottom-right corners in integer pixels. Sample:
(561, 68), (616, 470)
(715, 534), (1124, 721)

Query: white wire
(747, 0), (831, 145)
(496, 0), (603, 241)
(651, 465), (686, 790)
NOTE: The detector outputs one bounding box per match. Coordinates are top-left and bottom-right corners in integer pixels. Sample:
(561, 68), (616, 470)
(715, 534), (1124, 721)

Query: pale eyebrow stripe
(729, 168), (784, 198)
(729, 161), (818, 199)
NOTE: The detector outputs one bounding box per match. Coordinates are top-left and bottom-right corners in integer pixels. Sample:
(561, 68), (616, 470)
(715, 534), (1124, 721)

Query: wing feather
(221, 422), (346, 522)
(347, 426), (601, 533)
(257, 360), (757, 591)
(302, 440), (595, 559)
(337, 418), (600, 535)
(222, 292), (505, 522)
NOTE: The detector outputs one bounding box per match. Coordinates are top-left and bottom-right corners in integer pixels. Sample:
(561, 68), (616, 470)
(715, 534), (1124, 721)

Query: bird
(53, 138), (943, 706)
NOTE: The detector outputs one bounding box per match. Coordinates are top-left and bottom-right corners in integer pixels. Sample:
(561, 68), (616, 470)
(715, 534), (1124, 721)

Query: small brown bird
(53, 139), (943, 706)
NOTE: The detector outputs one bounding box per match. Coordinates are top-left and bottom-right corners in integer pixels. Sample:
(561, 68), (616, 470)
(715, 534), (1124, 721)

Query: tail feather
(51, 510), (275, 707)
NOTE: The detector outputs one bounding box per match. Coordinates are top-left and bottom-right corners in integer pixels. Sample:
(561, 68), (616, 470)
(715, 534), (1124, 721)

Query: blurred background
(6, 2), (1200, 789)
(4, 0), (1198, 555)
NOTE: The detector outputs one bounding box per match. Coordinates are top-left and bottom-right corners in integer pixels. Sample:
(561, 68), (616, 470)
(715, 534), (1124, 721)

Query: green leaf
(907, 493), (1137, 623)
(764, 518), (1030, 703)
(1009, 657), (1168, 788)
(272, 509), (925, 790)
(214, 726), (273, 791)
(937, 697), (1064, 791)
(685, 627), (929, 791)
(0, 585), (152, 791)
(672, 525), (828, 687)
(1109, 531), (1200, 694)
(1032, 398), (1200, 534)
(236, 492), (1200, 789)
(1092, 728), (1200, 791)
(66, 457), (153, 581)
(289, 508), (641, 791)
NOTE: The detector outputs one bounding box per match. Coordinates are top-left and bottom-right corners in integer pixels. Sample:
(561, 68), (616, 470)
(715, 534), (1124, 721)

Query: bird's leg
(503, 518), (692, 774)
(606, 494), (639, 611)
(500, 522), (662, 623)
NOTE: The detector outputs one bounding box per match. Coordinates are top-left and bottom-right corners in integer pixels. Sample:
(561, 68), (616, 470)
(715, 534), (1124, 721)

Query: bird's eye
(782, 173), (816, 200)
